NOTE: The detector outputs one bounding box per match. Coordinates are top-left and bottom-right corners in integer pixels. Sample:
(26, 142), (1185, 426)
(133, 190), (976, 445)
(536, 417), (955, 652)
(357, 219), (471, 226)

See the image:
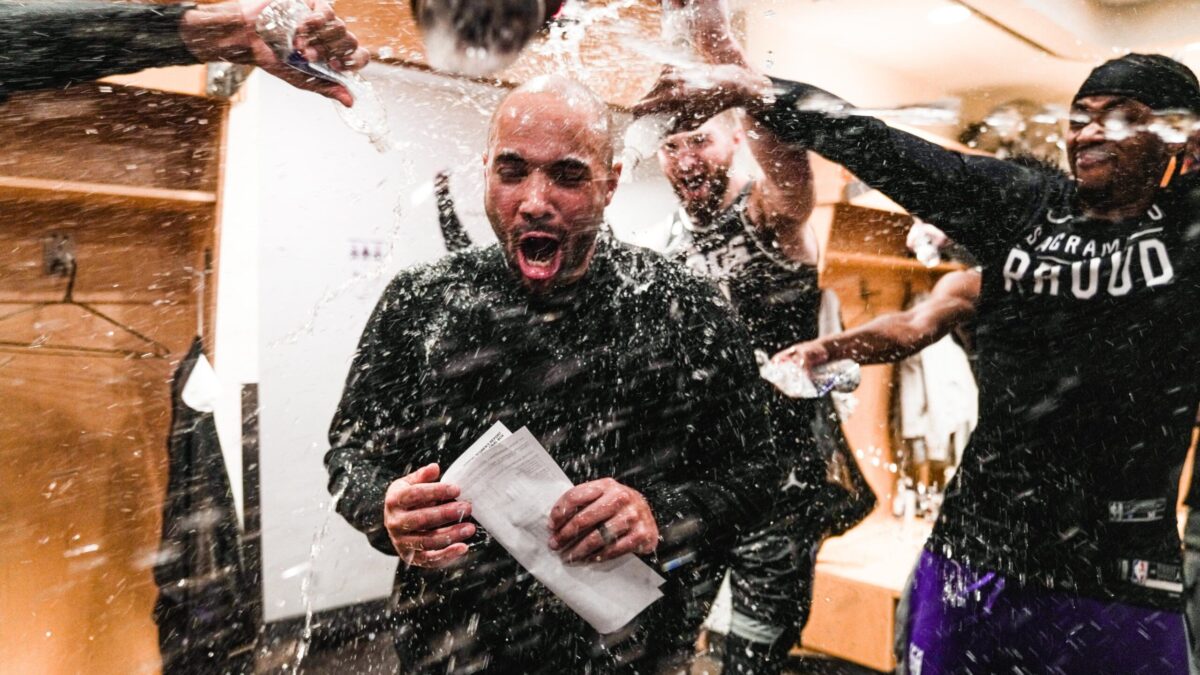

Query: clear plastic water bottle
(620, 2), (703, 180)
(755, 350), (861, 399)
(256, 0), (392, 151)
(660, 1), (696, 59)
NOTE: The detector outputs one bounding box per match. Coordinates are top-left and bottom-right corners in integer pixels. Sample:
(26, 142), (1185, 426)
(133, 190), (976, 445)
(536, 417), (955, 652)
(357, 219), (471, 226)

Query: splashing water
(613, 0), (703, 179)
(541, 0), (644, 69)
(793, 92), (963, 128)
(1100, 113), (1200, 144)
(617, 0), (708, 72)
(416, 0), (549, 77)
(293, 480), (348, 669)
(256, 0), (394, 151)
(332, 79), (394, 153)
(807, 96), (1200, 152)
(619, 114), (674, 184)
(981, 105), (1200, 146)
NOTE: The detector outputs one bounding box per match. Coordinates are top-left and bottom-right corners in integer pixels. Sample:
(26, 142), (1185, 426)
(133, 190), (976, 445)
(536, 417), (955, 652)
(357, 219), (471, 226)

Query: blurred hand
(661, 0), (734, 56)
(905, 221), (950, 254)
(548, 478), (659, 563)
(631, 63), (773, 129)
(383, 464), (475, 568)
(179, 0), (370, 107)
(773, 339), (829, 374)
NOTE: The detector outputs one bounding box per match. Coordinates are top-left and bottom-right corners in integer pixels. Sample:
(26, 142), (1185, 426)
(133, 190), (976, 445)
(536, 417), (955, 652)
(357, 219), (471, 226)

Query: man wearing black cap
(637, 53), (1200, 673)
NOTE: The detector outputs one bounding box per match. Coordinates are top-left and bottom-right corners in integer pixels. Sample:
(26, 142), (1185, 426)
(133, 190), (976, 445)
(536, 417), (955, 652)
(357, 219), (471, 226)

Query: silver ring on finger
(597, 522), (617, 546)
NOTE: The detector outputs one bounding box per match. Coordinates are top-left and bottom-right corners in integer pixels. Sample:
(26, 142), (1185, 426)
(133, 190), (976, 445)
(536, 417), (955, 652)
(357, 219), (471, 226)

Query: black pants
(725, 396), (872, 646)
(728, 512), (820, 644)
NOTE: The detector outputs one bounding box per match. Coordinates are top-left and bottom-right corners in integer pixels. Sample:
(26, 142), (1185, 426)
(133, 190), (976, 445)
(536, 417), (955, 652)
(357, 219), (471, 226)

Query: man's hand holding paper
(383, 463), (475, 568)
(442, 423), (666, 634)
(549, 478), (660, 563)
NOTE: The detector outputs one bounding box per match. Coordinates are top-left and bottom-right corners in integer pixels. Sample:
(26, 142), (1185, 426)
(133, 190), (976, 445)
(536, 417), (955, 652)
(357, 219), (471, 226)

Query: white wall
(234, 65), (677, 621)
(213, 72), (263, 525)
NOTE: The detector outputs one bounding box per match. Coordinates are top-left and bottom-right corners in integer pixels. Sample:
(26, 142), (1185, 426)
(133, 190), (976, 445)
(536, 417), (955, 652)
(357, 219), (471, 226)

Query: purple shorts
(901, 550), (1187, 675)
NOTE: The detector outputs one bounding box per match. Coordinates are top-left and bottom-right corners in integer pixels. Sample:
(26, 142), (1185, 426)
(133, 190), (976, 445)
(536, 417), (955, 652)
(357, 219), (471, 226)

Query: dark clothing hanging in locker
(153, 338), (255, 674)
(435, 170), (473, 252)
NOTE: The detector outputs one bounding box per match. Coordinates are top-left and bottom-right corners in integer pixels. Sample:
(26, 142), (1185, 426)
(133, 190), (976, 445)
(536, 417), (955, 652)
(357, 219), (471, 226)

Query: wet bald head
(487, 75), (616, 167)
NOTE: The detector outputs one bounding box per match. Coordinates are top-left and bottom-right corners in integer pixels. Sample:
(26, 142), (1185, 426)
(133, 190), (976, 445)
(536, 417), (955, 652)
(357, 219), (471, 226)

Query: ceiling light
(927, 4), (971, 25)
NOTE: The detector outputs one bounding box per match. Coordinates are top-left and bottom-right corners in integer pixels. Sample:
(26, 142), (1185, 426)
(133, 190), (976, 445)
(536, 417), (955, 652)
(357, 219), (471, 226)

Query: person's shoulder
(602, 239), (752, 370)
(982, 153), (1073, 231)
(606, 238), (719, 295)
(603, 238), (737, 322)
(605, 236), (675, 271)
(1006, 153), (1067, 176)
(379, 245), (503, 304)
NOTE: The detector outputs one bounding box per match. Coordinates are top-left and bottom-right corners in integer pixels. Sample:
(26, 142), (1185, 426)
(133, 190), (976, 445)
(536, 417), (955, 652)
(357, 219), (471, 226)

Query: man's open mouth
(1076, 147), (1114, 169)
(681, 175), (707, 193)
(516, 231), (564, 281)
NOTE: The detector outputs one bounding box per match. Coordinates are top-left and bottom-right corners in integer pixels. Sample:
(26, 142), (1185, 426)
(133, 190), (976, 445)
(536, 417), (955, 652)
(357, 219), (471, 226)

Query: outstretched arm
(0, 0), (367, 105)
(635, 68), (1052, 257)
(775, 269), (980, 369)
(670, 0), (817, 261)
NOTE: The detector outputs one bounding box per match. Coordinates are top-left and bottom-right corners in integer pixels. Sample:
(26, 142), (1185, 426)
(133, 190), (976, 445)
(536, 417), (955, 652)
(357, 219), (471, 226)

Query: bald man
(324, 76), (796, 673)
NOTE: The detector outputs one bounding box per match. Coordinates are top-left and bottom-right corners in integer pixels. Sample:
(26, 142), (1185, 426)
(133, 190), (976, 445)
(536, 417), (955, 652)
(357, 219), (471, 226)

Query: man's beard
(681, 174), (730, 224)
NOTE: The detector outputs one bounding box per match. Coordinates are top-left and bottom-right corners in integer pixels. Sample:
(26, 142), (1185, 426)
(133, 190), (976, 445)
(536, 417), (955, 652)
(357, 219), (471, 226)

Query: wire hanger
(0, 255), (171, 360)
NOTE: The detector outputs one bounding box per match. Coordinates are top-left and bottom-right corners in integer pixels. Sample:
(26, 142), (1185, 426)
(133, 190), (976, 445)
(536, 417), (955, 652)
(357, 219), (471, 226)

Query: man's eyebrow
(1073, 97), (1132, 113)
(550, 157), (591, 170)
(493, 152), (592, 170)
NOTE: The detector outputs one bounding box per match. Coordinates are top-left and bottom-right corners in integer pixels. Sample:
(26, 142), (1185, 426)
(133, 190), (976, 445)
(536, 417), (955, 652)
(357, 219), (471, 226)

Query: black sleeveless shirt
(668, 185), (874, 535)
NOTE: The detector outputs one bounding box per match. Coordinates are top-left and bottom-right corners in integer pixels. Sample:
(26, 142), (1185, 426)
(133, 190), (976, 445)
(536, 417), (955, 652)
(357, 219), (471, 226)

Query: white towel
(897, 327), (978, 465)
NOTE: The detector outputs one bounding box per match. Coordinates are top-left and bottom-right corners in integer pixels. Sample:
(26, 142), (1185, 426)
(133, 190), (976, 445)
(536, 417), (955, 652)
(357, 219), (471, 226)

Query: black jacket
(325, 237), (803, 671)
(154, 339), (254, 673)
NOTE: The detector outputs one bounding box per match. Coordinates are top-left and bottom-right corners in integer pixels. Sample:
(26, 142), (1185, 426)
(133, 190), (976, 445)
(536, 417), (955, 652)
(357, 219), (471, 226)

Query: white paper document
(443, 422), (665, 634)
